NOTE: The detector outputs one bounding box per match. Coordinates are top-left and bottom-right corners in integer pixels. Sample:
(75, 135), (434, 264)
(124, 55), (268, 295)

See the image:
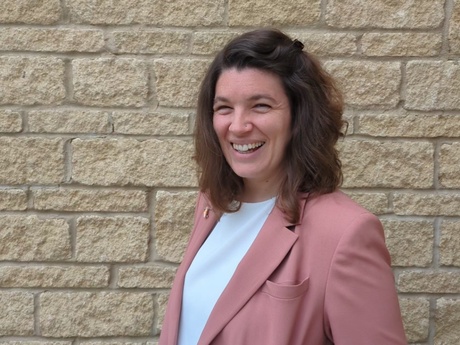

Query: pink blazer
(159, 191), (407, 345)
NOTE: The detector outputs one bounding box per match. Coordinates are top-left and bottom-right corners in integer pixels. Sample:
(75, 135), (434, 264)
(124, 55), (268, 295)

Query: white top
(177, 197), (276, 345)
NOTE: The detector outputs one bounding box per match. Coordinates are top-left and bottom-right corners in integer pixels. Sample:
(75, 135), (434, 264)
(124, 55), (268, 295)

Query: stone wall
(0, 0), (459, 344)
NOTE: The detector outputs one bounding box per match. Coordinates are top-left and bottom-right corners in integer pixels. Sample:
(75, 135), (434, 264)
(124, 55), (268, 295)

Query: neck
(239, 177), (282, 203)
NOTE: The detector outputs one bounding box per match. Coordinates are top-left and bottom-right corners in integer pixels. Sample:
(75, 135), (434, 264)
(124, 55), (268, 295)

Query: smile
(232, 142), (265, 153)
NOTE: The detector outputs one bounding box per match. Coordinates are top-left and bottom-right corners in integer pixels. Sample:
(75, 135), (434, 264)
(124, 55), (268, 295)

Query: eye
(254, 103), (271, 112)
(213, 105), (232, 115)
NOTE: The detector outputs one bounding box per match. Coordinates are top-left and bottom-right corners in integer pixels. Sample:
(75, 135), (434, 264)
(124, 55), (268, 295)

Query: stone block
(326, 0), (444, 28)
(156, 292), (169, 331)
(440, 221), (460, 267)
(73, 58), (148, 107)
(112, 111), (190, 135)
(440, 143), (460, 188)
(449, 0), (460, 53)
(0, 189), (27, 211)
(118, 265), (177, 288)
(0, 215), (70, 261)
(0, 57), (65, 105)
(0, 342), (70, 345)
(28, 110), (111, 133)
(342, 191), (388, 214)
(0, 292), (34, 335)
(435, 298), (460, 344)
(406, 61), (460, 110)
(0, 0), (61, 24)
(0, 110), (21, 132)
(0, 28), (104, 52)
(398, 272), (460, 293)
(192, 32), (241, 55)
(112, 30), (190, 54)
(72, 138), (197, 187)
(0, 266), (109, 288)
(399, 297), (430, 343)
(324, 61), (400, 108)
(154, 58), (210, 107)
(33, 188), (147, 212)
(290, 33), (356, 56)
(155, 191), (197, 263)
(40, 292), (154, 337)
(339, 140), (433, 188)
(362, 33), (442, 56)
(229, 0), (320, 26)
(394, 193), (460, 216)
(381, 220), (433, 267)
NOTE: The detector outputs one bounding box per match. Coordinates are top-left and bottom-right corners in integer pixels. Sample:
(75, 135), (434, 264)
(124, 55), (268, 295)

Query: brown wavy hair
(194, 29), (345, 223)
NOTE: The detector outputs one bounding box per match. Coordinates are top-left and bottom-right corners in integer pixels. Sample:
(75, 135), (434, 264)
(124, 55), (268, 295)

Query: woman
(159, 29), (407, 345)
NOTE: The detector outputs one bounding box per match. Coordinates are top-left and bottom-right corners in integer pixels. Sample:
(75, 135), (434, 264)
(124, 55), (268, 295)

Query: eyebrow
(213, 94), (277, 103)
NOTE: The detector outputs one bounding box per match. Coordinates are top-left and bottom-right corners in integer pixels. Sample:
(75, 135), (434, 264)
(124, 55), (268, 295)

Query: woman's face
(213, 68), (292, 199)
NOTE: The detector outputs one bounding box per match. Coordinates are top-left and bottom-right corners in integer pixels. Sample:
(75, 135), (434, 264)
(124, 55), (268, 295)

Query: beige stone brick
(40, 292), (154, 337)
(112, 111), (190, 135)
(0, 28), (104, 52)
(118, 265), (177, 288)
(326, 0), (444, 28)
(440, 221), (460, 267)
(155, 191), (197, 263)
(382, 220), (433, 267)
(0, 0), (61, 24)
(0, 292), (34, 335)
(398, 272), (460, 293)
(290, 33), (356, 56)
(0, 137), (64, 184)
(342, 191), (388, 214)
(357, 111), (460, 137)
(324, 61), (401, 108)
(76, 216), (149, 263)
(394, 193), (460, 216)
(0, 189), (27, 211)
(362, 33), (442, 56)
(0, 57), (65, 105)
(112, 30), (190, 54)
(0, 342), (70, 345)
(0, 110), (21, 132)
(440, 143), (460, 188)
(229, 0), (320, 26)
(0, 215), (70, 261)
(154, 58), (210, 107)
(73, 58), (148, 107)
(156, 292), (169, 331)
(0, 266), (109, 288)
(406, 61), (460, 110)
(192, 32), (241, 55)
(339, 140), (433, 188)
(28, 109), (110, 133)
(68, 0), (224, 26)
(449, 0), (460, 53)
(33, 188), (147, 212)
(72, 138), (197, 187)
(435, 298), (460, 344)
(399, 297), (430, 343)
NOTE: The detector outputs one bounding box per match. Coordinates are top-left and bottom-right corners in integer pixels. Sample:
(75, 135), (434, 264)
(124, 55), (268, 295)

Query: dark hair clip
(293, 39), (304, 51)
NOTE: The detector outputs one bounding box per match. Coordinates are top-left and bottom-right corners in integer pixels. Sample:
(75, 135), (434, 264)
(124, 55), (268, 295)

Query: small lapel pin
(203, 207), (210, 219)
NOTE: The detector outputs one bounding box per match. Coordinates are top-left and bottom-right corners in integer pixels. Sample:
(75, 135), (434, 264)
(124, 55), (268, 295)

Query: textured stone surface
(406, 61), (460, 110)
(291, 33), (356, 56)
(339, 140), (433, 188)
(0, 342), (70, 345)
(0, 0), (61, 24)
(192, 32), (241, 55)
(72, 139), (197, 187)
(155, 191), (197, 263)
(76, 216), (149, 262)
(156, 292), (169, 331)
(73, 58), (148, 107)
(326, 0), (444, 28)
(342, 191), (388, 214)
(450, 0), (460, 53)
(361, 33), (441, 56)
(0, 292), (34, 335)
(0, 215), (70, 261)
(28, 110), (110, 133)
(40, 292), (154, 337)
(154, 59), (210, 107)
(68, 0), (224, 26)
(33, 188), (147, 212)
(0, 266), (109, 288)
(0, 57), (65, 105)
(398, 272), (460, 293)
(357, 111), (460, 137)
(399, 298), (430, 343)
(0, 110), (21, 132)
(0, 189), (27, 210)
(324, 61), (401, 108)
(118, 265), (177, 288)
(394, 193), (460, 216)
(228, 0), (320, 26)
(382, 220), (433, 267)
(112, 30), (189, 54)
(435, 299), (460, 344)
(440, 143), (460, 188)
(112, 112), (190, 135)
(440, 221), (460, 267)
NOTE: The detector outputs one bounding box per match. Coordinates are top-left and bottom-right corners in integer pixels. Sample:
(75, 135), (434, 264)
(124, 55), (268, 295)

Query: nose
(229, 109), (252, 135)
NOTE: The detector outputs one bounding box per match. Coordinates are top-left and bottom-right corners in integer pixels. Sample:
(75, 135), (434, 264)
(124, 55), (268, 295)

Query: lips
(232, 142), (265, 153)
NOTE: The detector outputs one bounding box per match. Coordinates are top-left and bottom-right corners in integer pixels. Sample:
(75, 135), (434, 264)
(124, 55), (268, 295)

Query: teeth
(232, 142), (264, 152)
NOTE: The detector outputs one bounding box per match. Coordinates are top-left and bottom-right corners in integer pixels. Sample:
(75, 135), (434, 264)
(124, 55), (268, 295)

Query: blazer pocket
(261, 277), (310, 299)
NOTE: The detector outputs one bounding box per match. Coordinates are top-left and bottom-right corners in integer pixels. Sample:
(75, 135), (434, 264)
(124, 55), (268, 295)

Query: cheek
(212, 116), (227, 141)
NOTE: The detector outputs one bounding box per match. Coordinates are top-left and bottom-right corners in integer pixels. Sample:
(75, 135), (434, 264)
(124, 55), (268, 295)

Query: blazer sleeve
(323, 212), (407, 345)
